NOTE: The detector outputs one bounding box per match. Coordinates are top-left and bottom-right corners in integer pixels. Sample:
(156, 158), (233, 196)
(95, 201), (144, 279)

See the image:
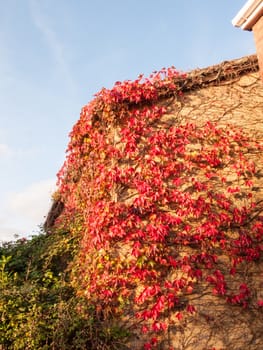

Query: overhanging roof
(232, 0), (263, 30)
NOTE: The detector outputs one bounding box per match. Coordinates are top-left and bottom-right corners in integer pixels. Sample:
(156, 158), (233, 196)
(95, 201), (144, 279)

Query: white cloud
(0, 178), (57, 242)
(0, 142), (41, 162)
(29, 0), (76, 92)
(0, 143), (12, 157)
(0, 225), (21, 244)
(7, 178), (56, 222)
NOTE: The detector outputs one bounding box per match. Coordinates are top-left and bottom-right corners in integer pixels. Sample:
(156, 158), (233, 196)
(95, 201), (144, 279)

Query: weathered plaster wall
(177, 71), (263, 135)
(170, 70), (263, 203)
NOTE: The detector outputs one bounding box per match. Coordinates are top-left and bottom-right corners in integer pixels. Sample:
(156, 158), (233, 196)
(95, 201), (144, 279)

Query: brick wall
(253, 15), (263, 80)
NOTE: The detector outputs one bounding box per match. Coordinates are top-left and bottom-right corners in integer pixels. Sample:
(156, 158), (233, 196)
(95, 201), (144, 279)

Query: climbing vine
(56, 68), (263, 349)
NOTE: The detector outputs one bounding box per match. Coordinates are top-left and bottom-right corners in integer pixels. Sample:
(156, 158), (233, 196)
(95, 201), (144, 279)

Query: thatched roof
(181, 54), (259, 90)
(157, 54), (259, 100)
(183, 55), (259, 91)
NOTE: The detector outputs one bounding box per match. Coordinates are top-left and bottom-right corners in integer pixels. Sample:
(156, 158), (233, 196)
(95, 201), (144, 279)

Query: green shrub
(0, 231), (130, 349)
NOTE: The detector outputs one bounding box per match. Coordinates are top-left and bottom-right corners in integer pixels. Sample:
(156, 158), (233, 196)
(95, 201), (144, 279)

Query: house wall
(125, 69), (263, 350)
(253, 15), (263, 80)
(139, 70), (263, 350)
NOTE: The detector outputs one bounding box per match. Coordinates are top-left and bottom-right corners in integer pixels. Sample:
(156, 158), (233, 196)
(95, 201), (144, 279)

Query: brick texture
(253, 15), (263, 80)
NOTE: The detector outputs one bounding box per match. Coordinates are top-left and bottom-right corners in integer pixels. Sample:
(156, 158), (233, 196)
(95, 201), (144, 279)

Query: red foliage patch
(56, 68), (263, 348)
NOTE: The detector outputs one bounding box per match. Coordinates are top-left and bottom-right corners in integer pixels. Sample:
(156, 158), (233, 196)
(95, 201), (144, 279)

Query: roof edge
(232, 0), (263, 30)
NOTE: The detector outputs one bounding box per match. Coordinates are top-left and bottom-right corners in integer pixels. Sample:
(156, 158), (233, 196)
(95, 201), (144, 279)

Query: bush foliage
(0, 231), (129, 349)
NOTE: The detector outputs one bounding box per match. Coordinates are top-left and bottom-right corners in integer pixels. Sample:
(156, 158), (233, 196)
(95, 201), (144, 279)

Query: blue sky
(0, 0), (255, 242)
